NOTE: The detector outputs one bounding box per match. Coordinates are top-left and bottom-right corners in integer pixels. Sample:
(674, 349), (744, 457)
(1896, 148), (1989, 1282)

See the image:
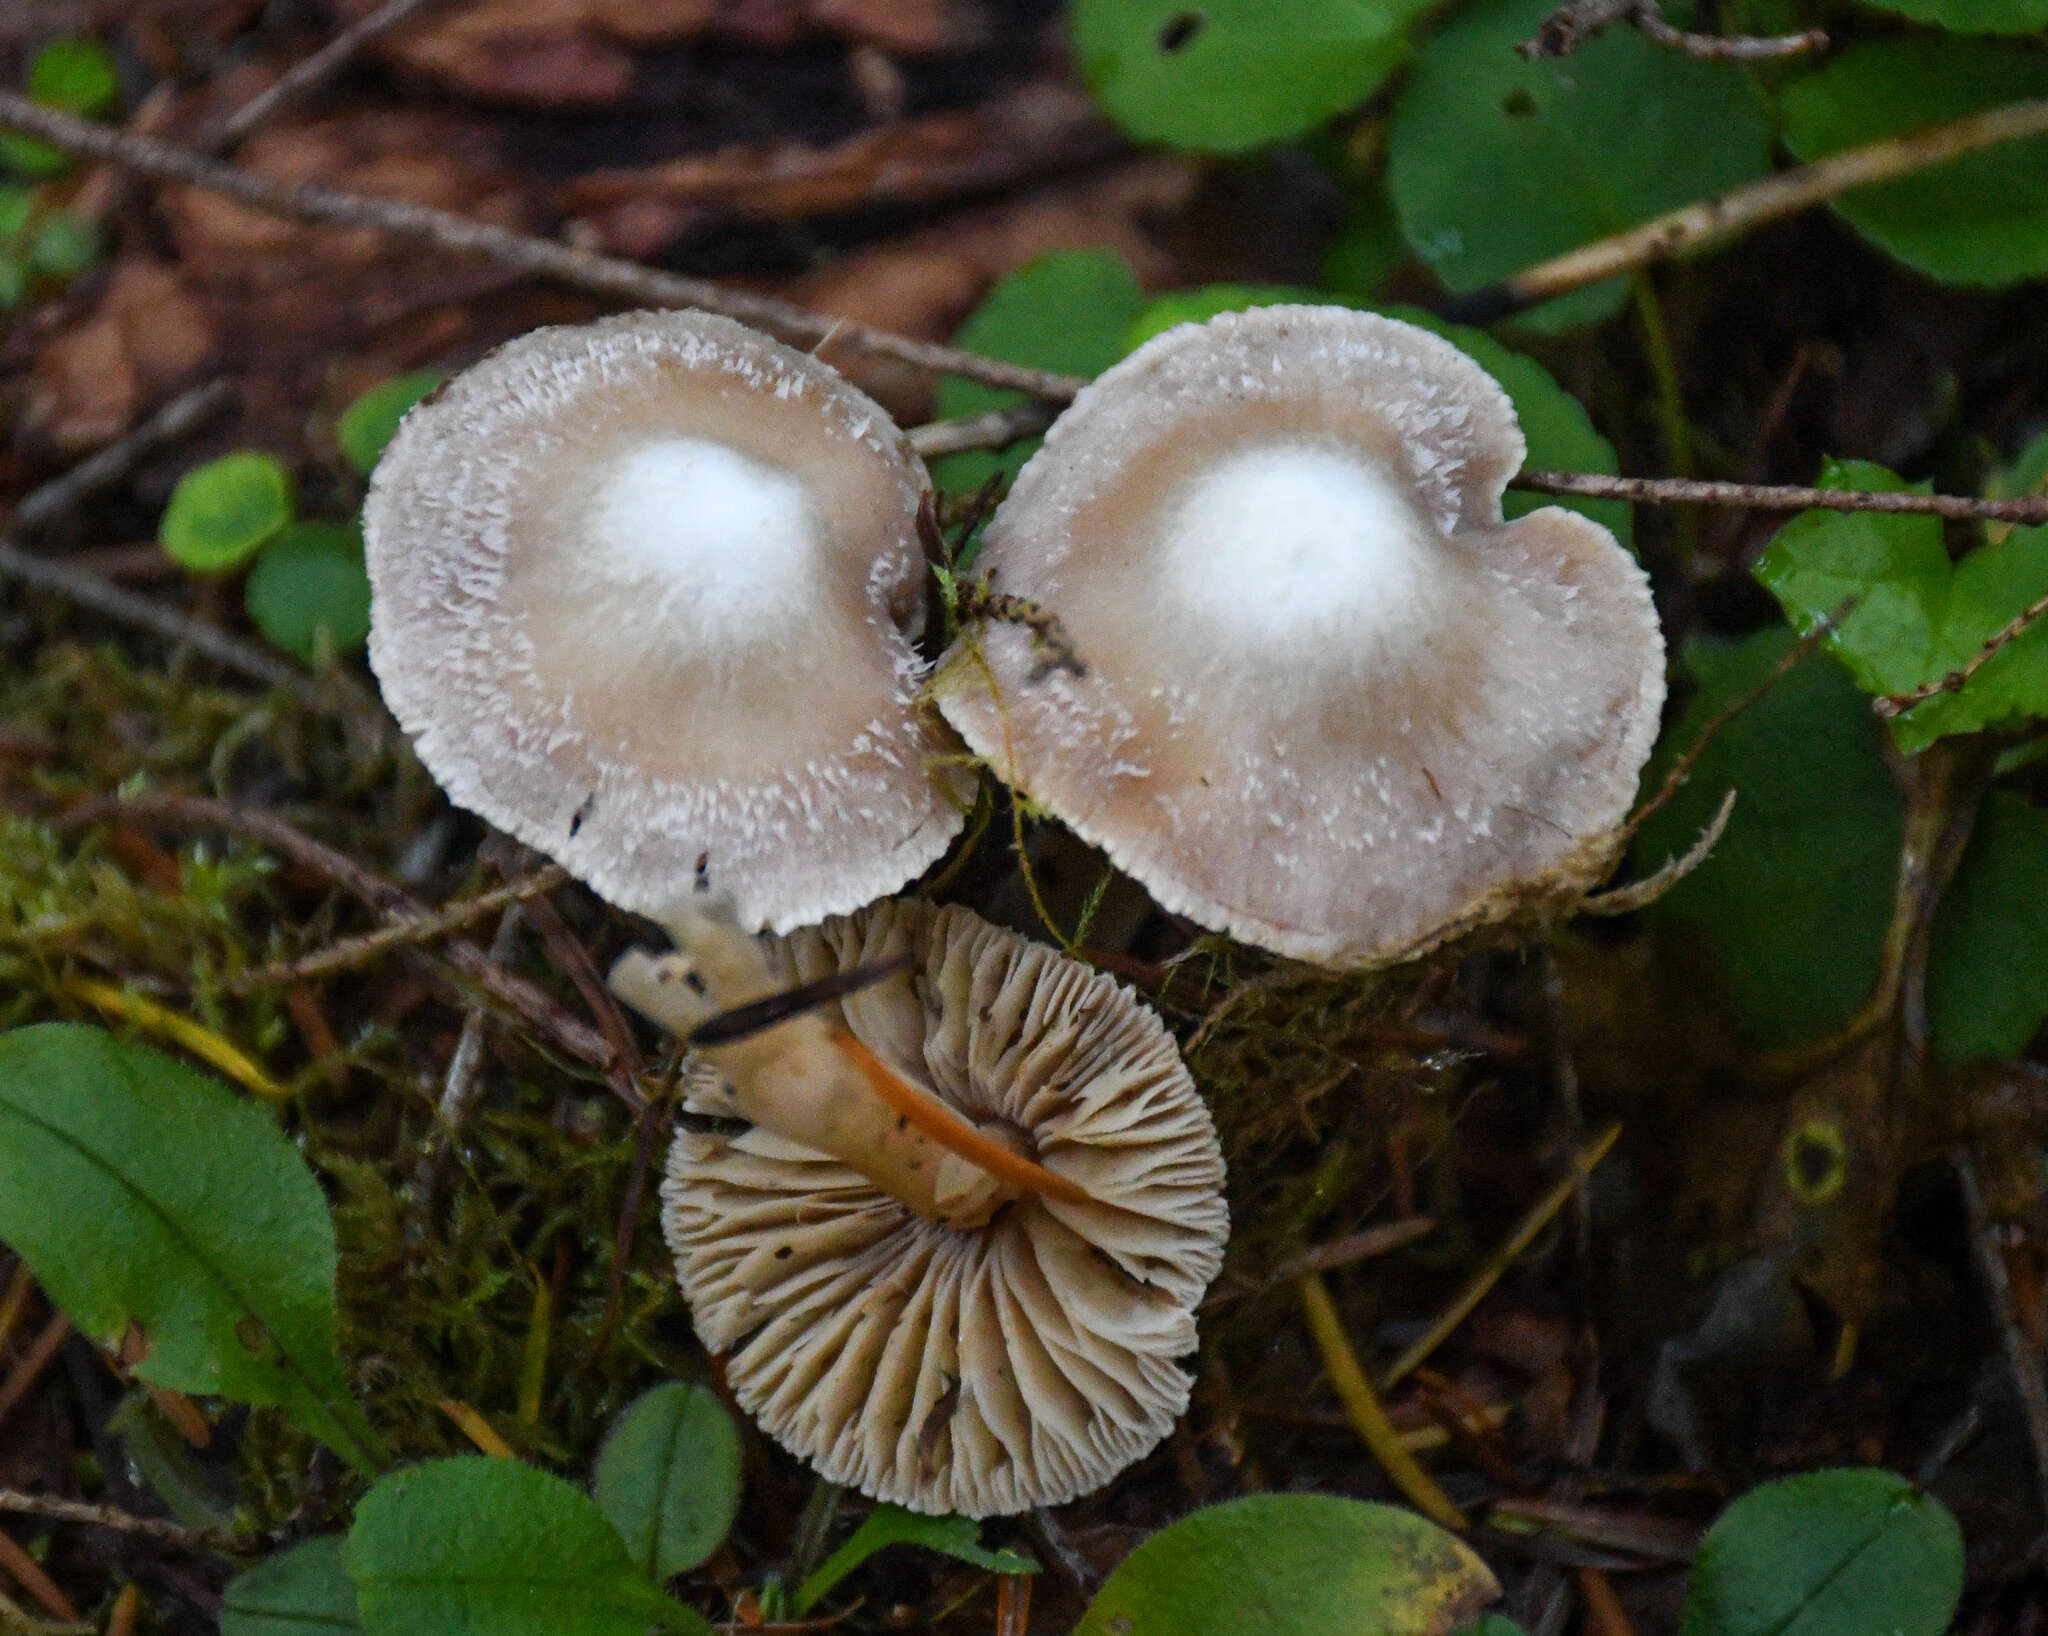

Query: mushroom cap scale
(662, 900), (1227, 1517)
(364, 310), (967, 934)
(936, 305), (1666, 969)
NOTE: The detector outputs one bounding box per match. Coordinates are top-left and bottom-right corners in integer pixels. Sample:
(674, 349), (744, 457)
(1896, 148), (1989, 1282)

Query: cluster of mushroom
(362, 302), (1664, 1517)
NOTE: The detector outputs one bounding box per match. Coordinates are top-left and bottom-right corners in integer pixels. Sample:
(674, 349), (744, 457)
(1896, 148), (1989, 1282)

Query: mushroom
(936, 305), (1665, 969)
(611, 899), (1228, 1517)
(363, 309), (967, 935)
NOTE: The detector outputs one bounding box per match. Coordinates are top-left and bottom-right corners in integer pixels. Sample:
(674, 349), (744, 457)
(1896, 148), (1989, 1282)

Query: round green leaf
(0, 1024), (378, 1472)
(160, 451), (294, 573)
(337, 371), (444, 477)
(1072, 0), (1426, 152)
(1072, 1495), (1499, 1636)
(222, 1537), (359, 1636)
(592, 1383), (743, 1581)
(1780, 39), (2048, 288)
(245, 523), (372, 663)
(348, 1459), (708, 1636)
(0, 134), (69, 180)
(1388, 0), (1774, 331)
(28, 38), (120, 117)
(1682, 1468), (1962, 1636)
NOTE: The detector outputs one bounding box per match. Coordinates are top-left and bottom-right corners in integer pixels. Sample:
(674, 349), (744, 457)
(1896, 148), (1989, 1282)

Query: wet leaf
(1072, 1495), (1498, 1636)
(592, 1382), (743, 1581)
(0, 1024), (380, 1472)
(338, 371), (445, 477)
(1682, 1468), (1962, 1636)
(160, 451), (295, 574)
(1071, 0), (1426, 152)
(1780, 39), (2048, 287)
(222, 1537), (360, 1635)
(794, 1505), (1037, 1615)
(347, 1458), (709, 1636)
(245, 522), (373, 663)
(1388, 0), (1773, 330)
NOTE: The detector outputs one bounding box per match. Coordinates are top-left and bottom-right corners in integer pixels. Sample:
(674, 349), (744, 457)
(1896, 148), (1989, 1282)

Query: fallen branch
(1515, 470), (2048, 525)
(205, 0), (447, 151)
(1875, 584), (2048, 719)
(1521, 0), (1824, 61)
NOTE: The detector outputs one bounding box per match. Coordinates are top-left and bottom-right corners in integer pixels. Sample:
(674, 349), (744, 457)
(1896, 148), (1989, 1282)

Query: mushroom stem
(610, 905), (1083, 1226)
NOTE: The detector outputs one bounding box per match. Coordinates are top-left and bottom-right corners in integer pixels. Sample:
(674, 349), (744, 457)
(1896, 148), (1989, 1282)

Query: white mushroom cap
(661, 900), (1228, 1517)
(936, 305), (1665, 969)
(364, 310), (967, 934)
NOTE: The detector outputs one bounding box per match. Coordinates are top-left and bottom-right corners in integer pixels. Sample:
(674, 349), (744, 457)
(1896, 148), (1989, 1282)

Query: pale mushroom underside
(662, 901), (1228, 1517)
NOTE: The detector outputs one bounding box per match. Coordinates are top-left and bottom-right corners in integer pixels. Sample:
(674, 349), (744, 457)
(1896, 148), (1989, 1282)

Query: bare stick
(907, 402), (1058, 460)
(1447, 99), (2048, 321)
(0, 1490), (251, 1553)
(9, 380), (235, 536)
(1515, 470), (2048, 525)
(1955, 1147), (2048, 1559)
(206, 0), (446, 151)
(0, 93), (1087, 403)
(1521, 0), (1822, 61)
(1876, 585), (2048, 719)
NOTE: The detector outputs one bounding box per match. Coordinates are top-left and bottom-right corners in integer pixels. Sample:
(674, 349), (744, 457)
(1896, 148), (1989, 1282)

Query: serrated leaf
(245, 522), (372, 663)
(1754, 456), (2048, 754)
(1072, 1495), (1498, 1636)
(1780, 39), (2048, 287)
(347, 1459), (709, 1636)
(0, 1024), (380, 1472)
(160, 451), (294, 573)
(222, 1537), (360, 1636)
(1927, 791), (2048, 1065)
(1682, 1469), (1962, 1636)
(932, 249), (1147, 497)
(794, 1505), (1038, 1616)
(1388, 0), (1774, 331)
(1071, 0), (1425, 152)
(338, 372), (444, 477)
(592, 1383), (742, 1581)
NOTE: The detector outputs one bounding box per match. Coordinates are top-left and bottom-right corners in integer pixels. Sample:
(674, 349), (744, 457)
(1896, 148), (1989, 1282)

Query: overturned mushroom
(937, 305), (1666, 970)
(364, 309), (966, 934)
(612, 900), (1228, 1516)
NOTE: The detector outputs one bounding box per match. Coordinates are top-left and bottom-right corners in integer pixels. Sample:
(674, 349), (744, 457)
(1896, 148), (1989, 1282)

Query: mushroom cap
(662, 900), (1228, 1516)
(936, 305), (1665, 968)
(364, 310), (966, 934)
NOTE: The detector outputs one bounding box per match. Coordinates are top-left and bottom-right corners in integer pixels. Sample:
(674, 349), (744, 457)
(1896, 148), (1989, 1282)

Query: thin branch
(8, 380), (235, 537)
(1446, 99), (2048, 322)
(0, 1490), (251, 1553)
(1521, 0), (1823, 61)
(1580, 788), (1735, 916)
(907, 402), (1059, 460)
(0, 94), (1087, 403)
(206, 0), (447, 151)
(1876, 584), (2048, 719)
(1514, 470), (2048, 525)
(1202, 1217), (1436, 1308)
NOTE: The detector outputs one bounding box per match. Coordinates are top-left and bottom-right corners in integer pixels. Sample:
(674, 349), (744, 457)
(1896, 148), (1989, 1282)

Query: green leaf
(245, 523), (373, 663)
(338, 372), (445, 477)
(222, 1537), (360, 1636)
(1072, 1495), (1499, 1636)
(592, 1383), (743, 1581)
(1387, 0), (1774, 331)
(160, 451), (295, 574)
(1780, 39), (2048, 287)
(28, 38), (120, 117)
(1927, 791), (2048, 1065)
(0, 134), (67, 180)
(1633, 631), (1903, 1049)
(1682, 1468), (1962, 1636)
(932, 249), (1147, 496)
(0, 1024), (380, 1472)
(794, 1506), (1038, 1616)
(1071, 0), (1427, 152)
(0, 185), (35, 239)
(347, 1459), (709, 1636)
(1754, 457), (2048, 754)
(29, 212), (97, 278)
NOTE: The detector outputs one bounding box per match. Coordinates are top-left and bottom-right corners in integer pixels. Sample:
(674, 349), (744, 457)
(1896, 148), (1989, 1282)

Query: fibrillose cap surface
(937, 305), (1666, 968)
(365, 310), (966, 934)
(663, 900), (1228, 1517)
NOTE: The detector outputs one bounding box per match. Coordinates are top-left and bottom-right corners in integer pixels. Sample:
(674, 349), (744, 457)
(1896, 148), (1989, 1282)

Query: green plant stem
(1631, 278), (1700, 563)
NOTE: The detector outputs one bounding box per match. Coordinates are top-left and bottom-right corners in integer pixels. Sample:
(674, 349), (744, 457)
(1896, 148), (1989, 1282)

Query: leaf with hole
(592, 1382), (743, 1581)
(1387, 0), (1774, 330)
(794, 1505), (1038, 1615)
(338, 372), (445, 477)
(347, 1458), (709, 1636)
(245, 522), (372, 663)
(222, 1537), (360, 1636)
(1682, 1468), (1962, 1636)
(1071, 1494), (1498, 1636)
(0, 1024), (381, 1472)
(160, 451), (295, 574)
(1780, 39), (2048, 287)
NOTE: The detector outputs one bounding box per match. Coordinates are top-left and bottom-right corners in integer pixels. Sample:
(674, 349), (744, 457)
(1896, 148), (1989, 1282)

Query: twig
(1202, 1217), (1436, 1308)
(1520, 0), (1823, 62)
(0, 94), (1087, 403)
(906, 403), (1059, 460)
(1513, 470), (2048, 525)
(954, 583), (1086, 679)
(8, 380), (235, 537)
(206, 0), (446, 151)
(1580, 789), (1735, 917)
(1876, 585), (2048, 719)
(0, 1531), (76, 1625)
(0, 1490), (251, 1554)
(1954, 1147), (2048, 1561)
(0, 1316), (70, 1435)
(1446, 99), (2048, 322)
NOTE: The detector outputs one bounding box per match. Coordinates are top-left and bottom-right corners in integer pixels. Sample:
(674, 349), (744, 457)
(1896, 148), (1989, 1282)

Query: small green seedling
(160, 451), (295, 573)
(3, 37), (119, 178)
(338, 372), (445, 477)
(245, 522), (373, 663)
